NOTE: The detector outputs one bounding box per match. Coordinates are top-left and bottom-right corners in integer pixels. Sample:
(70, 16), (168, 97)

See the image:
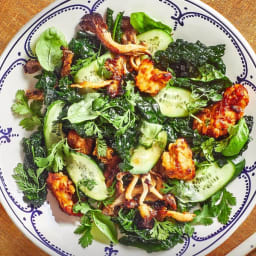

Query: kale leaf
(115, 209), (188, 253)
(154, 39), (226, 77)
(13, 131), (47, 206)
(69, 31), (102, 60)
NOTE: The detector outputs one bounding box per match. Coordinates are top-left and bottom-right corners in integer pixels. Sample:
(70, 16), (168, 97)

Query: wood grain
(0, 1), (255, 255)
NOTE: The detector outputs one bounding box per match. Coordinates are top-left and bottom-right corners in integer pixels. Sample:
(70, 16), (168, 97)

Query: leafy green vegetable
(73, 202), (92, 215)
(130, 12), (172, 35)
(74, 215), (93, 248)
(12, 90), (42, 130)
(73, 202), (118, 246)
(150, 220), (182, 240)
(66, 93), (100, 123)
(200, 138), (216, 162)
(92, 211), (118, 244)
(208, 188), (236, 224)
(102, 181), (116, 206)
(221, 118), (249, 156)
(96, 138), (107, 157)
(192, 205), (213, 225)
(70, 55), (97, 75)
(192, 63), (227, 82)
(13, 131), (47, 206)
(106, 8), (114, 32)
(78, 179), (97, 191)
(13, 163), (46, 206)
(34, 139), (69, 173)
(139, 121), (163, 147)
(116, 209), (185, 252)
(35, 27), (67, 71)
(154, 39), (226, 77)
(97, 58), (113, 79)
(69, 31), (100, 60)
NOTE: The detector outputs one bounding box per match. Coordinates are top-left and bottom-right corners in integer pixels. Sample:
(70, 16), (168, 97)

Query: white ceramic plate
(0, 0), (256, 255)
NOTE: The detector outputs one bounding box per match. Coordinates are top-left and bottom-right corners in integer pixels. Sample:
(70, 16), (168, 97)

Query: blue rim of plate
(0, 0), (256, 255)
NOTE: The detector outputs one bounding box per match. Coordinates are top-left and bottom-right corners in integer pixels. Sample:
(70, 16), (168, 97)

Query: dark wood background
(0, 0), (255, 255)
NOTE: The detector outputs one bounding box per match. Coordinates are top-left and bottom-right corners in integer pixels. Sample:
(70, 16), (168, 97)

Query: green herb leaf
(13, 163), (46, 204)
(92, 211), (118, 244)
(12, 90), (43, 131)
(192, 204), (213, 225)
(150, 220), (182, 240)
(96, 138), (107, 157)
(208, 188), (236, 224)
(74, 215), (93, 248)
(73, 202), (92, 215)
(66, 93), (100, 123)
(34, 139), (69, 172)
(130, 12), (172, 35)
(35, 27), (67, 71)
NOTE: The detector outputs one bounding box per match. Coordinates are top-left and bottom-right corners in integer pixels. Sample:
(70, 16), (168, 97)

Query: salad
(11, 8), (253, 253)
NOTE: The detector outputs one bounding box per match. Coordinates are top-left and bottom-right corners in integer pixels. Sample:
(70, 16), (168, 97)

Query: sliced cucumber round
(66, 152), (108, 201)
(74, 52), (112, 83)
(129, 131), (167, 174)
(177, 159), (245, 203)
(154, 86), (192, 117)
(137, 29), (173, 55)
(44, 100), (65, 151)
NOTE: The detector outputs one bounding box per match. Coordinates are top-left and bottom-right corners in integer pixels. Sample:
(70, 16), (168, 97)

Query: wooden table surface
(0, 0), (255, 255)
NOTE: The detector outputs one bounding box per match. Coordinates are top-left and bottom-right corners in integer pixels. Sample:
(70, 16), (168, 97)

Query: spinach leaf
(154, 39), (226, 77)
(130, 12), (172, 35)
(73, 203), (118, 245)
(66, 93), (100, 123)
(92, 211), (118, 243)
(34, 139), (69, 173)
(35, 27), (67, 71)
(221, 118), (249, 156)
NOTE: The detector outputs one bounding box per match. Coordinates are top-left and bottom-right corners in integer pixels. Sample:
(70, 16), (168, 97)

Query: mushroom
(158, 208), (195, 222)
(80, 13), (150, 56)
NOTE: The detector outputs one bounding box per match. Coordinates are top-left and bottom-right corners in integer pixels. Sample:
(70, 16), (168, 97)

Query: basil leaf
(66, 93), (100, 123)
(221, 118), (249, 156)
(35, 27), (67, 71)
(92, 211), (118, 244)
(130, 12), (172, 35)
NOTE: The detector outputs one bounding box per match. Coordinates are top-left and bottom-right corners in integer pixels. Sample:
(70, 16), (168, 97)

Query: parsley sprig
(11, 90), (43, 130)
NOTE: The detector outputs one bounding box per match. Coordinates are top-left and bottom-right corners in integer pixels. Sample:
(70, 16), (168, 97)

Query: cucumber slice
(129, 131), (167, 174)
(66, 152), (108, 201)
(44, 100), (65, 151)
(177, 159), (245, 203)
(154, 86), (192, 117)
(137, 29), (173, 55)
(74, 52), (112, 83)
